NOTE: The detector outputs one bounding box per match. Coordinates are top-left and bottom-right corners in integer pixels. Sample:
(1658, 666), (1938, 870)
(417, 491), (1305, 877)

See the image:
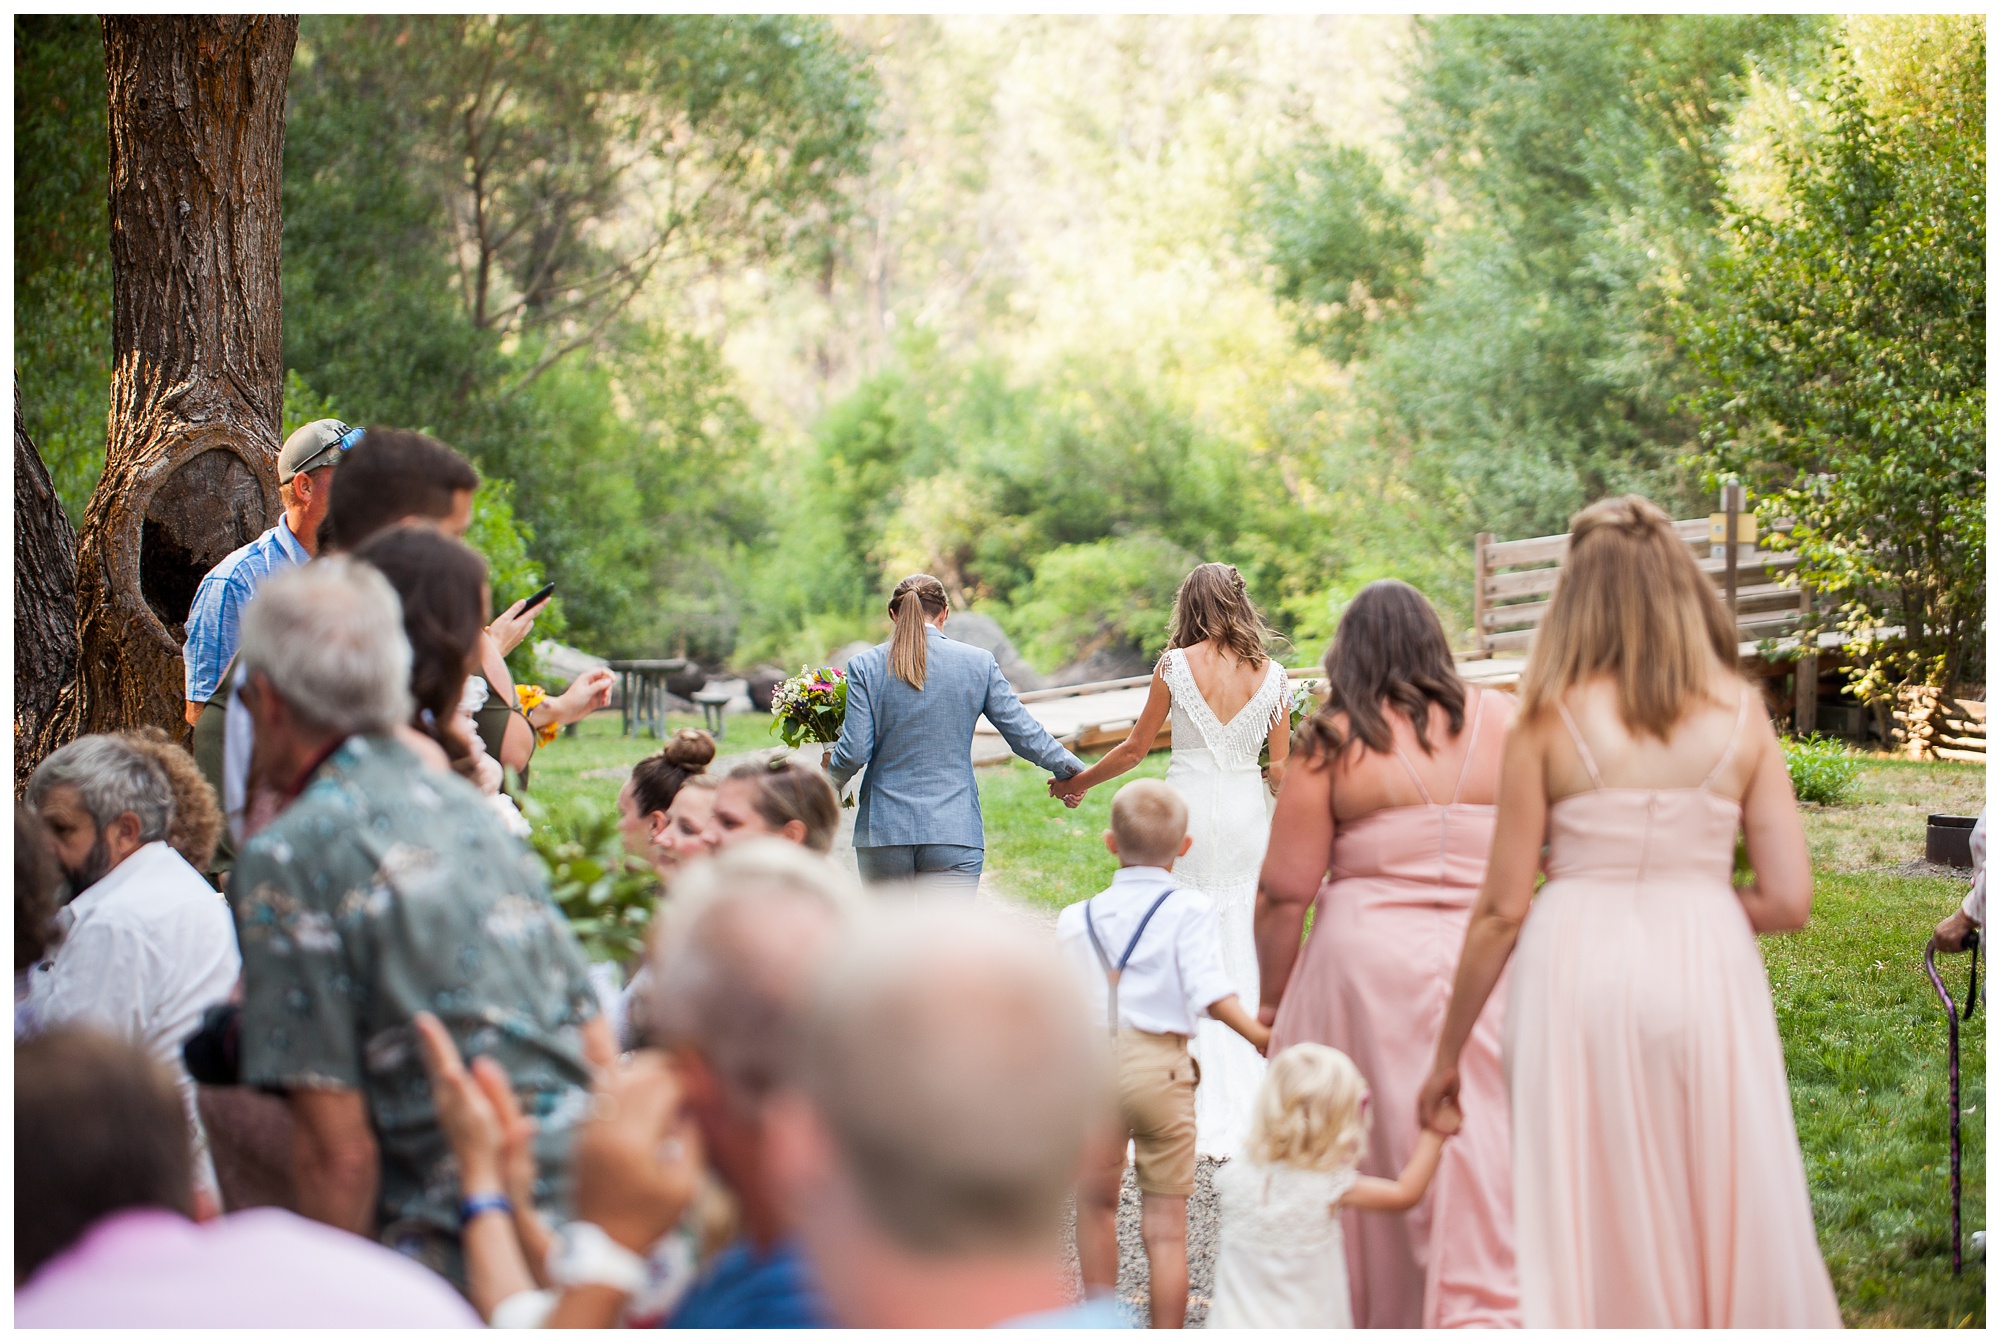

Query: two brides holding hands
(839, 505), (1838, 1329)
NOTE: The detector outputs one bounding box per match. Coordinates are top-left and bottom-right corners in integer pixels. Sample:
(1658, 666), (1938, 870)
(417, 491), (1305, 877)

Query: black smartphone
(522, 581), (556, 611)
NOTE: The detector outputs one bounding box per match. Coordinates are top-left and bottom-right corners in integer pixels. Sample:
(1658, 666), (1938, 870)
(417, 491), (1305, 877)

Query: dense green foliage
(1253, 17), (1820, 550)
(738, 343), (1329, 671)
(14, 16), (111, 520)
(522, 794), (659, 965)
(279, 16), (877, 660)
(1679, 17), (1985, 694)
(1784, 734), (1863, 807)
(12, 16), (1980, 690)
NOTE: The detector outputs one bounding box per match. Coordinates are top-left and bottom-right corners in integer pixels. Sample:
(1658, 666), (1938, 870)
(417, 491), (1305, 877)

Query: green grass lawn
(526, 708), (781, 817)
(981, 752), (1984, 1326)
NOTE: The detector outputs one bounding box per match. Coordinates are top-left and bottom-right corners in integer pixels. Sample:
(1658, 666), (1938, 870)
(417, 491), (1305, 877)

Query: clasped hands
(413, 1012), (704, 1264)
(1047, 774), (1088, 809)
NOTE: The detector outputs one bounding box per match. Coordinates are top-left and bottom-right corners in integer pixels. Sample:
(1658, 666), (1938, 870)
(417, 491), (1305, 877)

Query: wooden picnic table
(607, 658), (700, 738)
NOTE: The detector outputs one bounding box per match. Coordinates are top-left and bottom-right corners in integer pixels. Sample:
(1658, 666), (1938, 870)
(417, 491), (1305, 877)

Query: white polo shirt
(29, 841), (242, 1189)
(1056, 865), (1236, 1037)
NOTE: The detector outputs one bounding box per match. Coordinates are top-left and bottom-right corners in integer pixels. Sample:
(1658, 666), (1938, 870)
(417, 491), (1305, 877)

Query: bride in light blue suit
(827, 573), (1085, 888)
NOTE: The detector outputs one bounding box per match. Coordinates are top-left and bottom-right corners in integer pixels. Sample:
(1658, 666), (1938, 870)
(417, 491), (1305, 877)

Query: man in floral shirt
(228, 558), (609, 1287)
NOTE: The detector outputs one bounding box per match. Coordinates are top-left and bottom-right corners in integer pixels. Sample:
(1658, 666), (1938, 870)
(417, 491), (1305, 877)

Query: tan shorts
(1114, 1028), (1200, 1197)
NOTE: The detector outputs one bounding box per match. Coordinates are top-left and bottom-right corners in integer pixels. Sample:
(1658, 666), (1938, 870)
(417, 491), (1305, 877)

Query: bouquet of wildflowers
(1261, 676), (1321, 769)
(771, 666), (848, 748)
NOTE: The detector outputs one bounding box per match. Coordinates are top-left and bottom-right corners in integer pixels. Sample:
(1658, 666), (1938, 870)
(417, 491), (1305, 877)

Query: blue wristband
(460, 1191), (514, 1227)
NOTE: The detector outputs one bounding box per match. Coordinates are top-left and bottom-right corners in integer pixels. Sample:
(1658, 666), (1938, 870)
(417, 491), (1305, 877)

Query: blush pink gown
(1268, 689), (1521, 1328)
(1506, 695), (1841, 1327)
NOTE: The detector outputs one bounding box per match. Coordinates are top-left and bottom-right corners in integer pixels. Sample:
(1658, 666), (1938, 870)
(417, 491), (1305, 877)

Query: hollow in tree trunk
(15, 379), (82, 792)
(72, 16), (297, 739)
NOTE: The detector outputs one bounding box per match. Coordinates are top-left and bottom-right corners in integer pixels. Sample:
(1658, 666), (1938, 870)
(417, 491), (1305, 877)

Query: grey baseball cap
(278, 418), (361, 482)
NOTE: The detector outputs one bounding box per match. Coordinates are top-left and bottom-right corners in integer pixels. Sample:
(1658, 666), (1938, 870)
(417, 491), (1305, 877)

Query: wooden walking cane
(1923, 931), (1981, 1276)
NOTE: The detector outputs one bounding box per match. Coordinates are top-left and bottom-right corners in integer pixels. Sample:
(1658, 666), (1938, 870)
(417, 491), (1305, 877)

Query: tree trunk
(14, 379), (82, 792)
(72, 17), (296, 739)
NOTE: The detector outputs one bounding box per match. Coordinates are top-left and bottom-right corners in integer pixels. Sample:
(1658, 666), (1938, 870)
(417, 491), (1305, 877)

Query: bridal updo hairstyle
(1300, 579), (1465, 765)
(725, 759), (841, 854)
(1167, 563), (1274, 667)
(629, 729), (717, 819)
(888, 573), (951, 690)
(1519, 494), (1739, 740)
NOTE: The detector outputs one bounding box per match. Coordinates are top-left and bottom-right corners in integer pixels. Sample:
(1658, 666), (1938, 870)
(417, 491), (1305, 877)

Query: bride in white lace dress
(1054, 563), (1291, 1157)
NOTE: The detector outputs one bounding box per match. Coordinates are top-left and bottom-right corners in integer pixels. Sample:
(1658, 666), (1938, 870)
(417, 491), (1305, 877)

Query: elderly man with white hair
(766, 902), (1127, 1328)
(227, 557), (609, 1290)
(25, 734), (242, 1212)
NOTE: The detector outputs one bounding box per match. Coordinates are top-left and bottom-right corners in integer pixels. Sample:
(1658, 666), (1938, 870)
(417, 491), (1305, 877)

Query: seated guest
(15, 804), (65, 1039)
(116, 727), (223, 875)
(227, 558), (612, 1287)
(24, 735), (240, 1212)
(417, 841), (862, 1327)
(766, 903), (1125, 1328)
(705, 758), (841, 853)
(14, 1027), (478, 1326)
(618, 729), (719, 882)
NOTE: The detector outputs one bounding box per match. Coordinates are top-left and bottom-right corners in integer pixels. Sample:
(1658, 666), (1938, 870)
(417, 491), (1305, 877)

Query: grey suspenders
(1084, 888), (1177, 1037)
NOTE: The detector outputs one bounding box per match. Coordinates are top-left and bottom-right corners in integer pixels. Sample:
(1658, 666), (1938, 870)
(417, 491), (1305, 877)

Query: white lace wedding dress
(1159, 648), (1286, 1160)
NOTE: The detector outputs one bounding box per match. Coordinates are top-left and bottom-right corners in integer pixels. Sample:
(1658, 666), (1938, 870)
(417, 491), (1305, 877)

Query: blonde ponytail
(888, 574), (949, 690)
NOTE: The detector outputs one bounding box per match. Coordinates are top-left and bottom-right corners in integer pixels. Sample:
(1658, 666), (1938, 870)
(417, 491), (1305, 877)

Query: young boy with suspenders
(1057, 779), (1271, 1328)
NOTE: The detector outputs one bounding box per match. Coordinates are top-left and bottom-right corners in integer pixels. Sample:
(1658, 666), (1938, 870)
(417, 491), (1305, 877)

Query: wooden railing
(1473, 517), (1812, 656)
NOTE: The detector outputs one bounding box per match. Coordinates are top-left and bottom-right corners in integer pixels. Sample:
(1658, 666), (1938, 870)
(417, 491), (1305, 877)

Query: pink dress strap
(1700, 685), (1756, 793)
(1553, 698), (1606, 790)
(1448, 689), (1492, 805)
(1389, 740), (1438, 805)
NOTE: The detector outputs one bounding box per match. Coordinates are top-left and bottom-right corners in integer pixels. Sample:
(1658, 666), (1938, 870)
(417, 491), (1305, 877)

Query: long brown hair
(1519, 494), (1739, 740)
(353, 524), (489, 777)
(1299, 580), (1465, 764)
(1167, 563), (1272, 668)
(726, 759), (841, 853)
(888, 574), (949, 690)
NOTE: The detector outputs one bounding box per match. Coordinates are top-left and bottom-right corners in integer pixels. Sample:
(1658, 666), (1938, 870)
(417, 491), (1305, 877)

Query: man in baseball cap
(181, 419), (362, 726)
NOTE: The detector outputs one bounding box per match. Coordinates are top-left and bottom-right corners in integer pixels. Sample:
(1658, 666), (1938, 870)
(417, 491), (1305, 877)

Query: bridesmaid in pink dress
(1418, 496), (1841, 1327)
(1256, 580), (1520, 1328)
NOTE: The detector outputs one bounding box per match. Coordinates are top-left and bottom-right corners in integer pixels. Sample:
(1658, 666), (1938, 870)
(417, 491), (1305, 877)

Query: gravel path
(1059, 1157), (1223, 1327)
(732, 745), (1228, 1325)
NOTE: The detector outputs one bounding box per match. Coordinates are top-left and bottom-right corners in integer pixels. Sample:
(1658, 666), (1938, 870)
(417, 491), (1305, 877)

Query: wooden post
(1793, 579), (1816, 736)
(1473, 532), (1495, 653)
(1721, 481), (1744, 629)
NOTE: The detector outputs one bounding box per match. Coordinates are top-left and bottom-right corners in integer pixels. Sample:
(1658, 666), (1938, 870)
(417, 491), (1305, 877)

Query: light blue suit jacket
(828, 627), (1084, 850)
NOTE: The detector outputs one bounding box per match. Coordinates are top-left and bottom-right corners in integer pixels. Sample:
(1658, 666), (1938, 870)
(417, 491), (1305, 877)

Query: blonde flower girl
(1208, 1043), (1458, 1328)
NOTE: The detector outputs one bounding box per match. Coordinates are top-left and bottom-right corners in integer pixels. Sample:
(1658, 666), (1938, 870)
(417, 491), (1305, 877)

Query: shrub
(1784, 733), (1862, 806)
(524, 796), (659, 965)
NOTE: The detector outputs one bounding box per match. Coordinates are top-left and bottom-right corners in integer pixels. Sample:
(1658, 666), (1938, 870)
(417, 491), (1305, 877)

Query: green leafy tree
(1680, 17), (1984, 693)
(1250, 17), (1818, 556)
(281, 16), (875, 660)
(15, 16), (112, 520)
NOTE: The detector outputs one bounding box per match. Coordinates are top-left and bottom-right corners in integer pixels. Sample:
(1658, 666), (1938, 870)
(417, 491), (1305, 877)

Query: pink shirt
(14, 1207), (480, 1328)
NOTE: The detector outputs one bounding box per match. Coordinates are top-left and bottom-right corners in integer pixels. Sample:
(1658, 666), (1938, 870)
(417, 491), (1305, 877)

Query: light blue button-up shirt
(181, 516), (308, 704)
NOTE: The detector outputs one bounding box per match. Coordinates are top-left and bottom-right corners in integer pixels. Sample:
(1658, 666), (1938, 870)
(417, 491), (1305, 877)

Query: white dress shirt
(30, 841), (242, 1189)
(1057, 865), (1236, 1037)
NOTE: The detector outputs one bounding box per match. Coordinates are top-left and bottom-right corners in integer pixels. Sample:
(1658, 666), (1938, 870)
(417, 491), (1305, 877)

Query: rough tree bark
(15, 378), (82, 792)
(71, 17), (297, 738)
